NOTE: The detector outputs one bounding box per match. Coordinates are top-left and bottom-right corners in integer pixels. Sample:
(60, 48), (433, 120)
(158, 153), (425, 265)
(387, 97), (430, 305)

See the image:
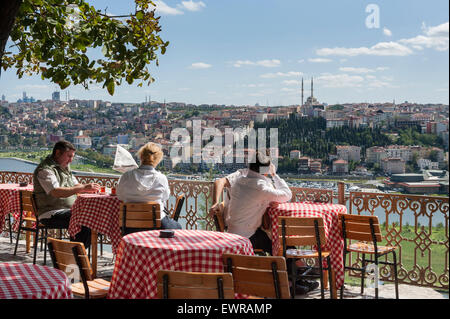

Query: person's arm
(259, 163), (292, 203)
(208, 177), (230, 217)
(49, 183), (100, 198)
(37, 169), (99, 198)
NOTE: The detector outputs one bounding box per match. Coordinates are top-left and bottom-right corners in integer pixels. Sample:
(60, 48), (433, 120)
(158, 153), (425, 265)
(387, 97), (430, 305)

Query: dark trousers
(123, 215), (182, 236)
(249, 228), (273, 255)
(40, 209), (91, 248)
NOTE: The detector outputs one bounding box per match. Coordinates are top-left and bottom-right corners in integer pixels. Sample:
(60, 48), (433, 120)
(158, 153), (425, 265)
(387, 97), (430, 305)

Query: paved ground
(1, 234), (448, 300)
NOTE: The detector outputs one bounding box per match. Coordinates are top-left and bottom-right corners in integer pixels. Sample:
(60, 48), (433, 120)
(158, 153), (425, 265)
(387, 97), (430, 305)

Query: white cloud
(339, 66), (389, 73)
(233, 59), (281, 68)
(317, 41), (413, 57)
(178, 1), (206, 11)
(260, 71), (302, 78)
(308, 58), (332, 63)
(315, 73), (365, 88)
(189, 62), (212, 69)
(282, 80), (301, 86)
(316, 21), (449, 57)
(383, 27), (392, 37)
(298, 59), (305, 63)
(153, 1), (184, 15)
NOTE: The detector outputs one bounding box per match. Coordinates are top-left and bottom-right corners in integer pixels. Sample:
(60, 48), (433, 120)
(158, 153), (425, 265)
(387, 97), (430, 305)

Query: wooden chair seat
(285, 249), (331, 259)
(72, 278), (110, 298)
(347, 242), (396, 255)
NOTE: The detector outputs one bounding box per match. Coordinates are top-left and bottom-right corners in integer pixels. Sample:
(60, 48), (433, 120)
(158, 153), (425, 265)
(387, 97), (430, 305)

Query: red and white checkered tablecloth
(69, 194), (122, 253)
(0, 263), (73, 299)
(108, 229), (254, 299)
(268, 202), (347, 288)
(0, 184), (35, 233)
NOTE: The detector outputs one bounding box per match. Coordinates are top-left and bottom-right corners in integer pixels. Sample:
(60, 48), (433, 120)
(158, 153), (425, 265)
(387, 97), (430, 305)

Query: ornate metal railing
(348, 192), (449, 289)
(1, 171), (448, 289)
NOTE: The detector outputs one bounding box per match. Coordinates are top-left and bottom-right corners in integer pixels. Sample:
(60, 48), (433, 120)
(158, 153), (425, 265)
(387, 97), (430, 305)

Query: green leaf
(106, 79), (115, 95)
(136, 11), (144, 20)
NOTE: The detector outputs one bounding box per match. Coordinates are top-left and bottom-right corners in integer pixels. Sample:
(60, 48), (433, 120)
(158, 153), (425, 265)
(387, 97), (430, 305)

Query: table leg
(331, 270), (337, 299)
(323, 270), (329, 289)
(91, 230), (98, 278)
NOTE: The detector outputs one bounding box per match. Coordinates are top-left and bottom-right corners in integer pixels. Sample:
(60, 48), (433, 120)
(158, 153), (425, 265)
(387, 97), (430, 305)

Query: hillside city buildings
(0, 87), (448, 194)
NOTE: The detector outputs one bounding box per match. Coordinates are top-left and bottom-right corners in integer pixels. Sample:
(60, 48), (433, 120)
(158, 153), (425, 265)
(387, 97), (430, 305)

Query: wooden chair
(222, 253), (290, 299)
(13, 190), (62, 265)
(171, 194), (185, 222)
(156, 270), (234, 299)
(278, 216), (334, 299)
(340, 214), (399, 299)
(47, 237), (110, 299)
(119, 202), (162, 236)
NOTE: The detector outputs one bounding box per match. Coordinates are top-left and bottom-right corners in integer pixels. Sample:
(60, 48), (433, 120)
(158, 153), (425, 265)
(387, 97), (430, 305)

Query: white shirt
(226, 170), (292, 238)
(116, 165), (170, 218)
(36, 168), (80, 220)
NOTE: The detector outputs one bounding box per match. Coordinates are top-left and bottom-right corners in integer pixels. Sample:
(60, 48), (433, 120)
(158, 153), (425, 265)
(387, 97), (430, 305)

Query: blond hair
(137, 142), (164, 167)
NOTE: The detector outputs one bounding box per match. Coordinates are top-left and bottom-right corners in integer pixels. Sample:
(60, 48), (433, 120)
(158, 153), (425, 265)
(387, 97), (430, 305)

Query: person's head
(248, 150), (271, 175)
(137, 142), (164, 167)
(51, 140), (76, 169)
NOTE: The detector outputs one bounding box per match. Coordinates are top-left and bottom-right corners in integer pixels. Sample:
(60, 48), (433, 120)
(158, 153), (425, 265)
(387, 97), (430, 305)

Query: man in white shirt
(33, 140), (100, 247)
(210, 151), (292, 254)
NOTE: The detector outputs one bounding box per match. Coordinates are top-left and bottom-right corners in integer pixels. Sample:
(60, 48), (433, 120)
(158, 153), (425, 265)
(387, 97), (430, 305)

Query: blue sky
(1, 0), (449, 106)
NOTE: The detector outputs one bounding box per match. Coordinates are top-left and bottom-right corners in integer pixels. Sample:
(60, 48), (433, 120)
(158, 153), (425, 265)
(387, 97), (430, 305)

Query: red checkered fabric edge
(269, 202), (347, 288)
(0, 263), (73, 299)
(68, 194), (122, 253)
(108, 230), (254, 299)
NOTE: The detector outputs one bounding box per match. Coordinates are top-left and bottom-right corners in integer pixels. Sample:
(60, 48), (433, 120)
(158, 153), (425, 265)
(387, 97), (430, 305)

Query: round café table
(0, 263), (73, 299)
(0, 183), (34, 233)
(108, 229), (254, 299)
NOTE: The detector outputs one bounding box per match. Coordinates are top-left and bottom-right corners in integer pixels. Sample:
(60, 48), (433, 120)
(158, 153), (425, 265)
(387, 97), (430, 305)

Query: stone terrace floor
(1, 235), (448, 300)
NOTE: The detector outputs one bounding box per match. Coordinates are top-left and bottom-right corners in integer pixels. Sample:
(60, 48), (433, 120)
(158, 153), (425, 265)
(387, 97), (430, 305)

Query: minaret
(311, 77), (314, 99)
(301, 78), (304, 107)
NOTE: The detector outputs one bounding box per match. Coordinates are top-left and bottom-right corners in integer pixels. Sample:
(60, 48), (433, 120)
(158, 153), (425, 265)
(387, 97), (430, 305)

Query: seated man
(216, 151), (292, 254)
(116, 142), (182, 232)
(33, 140), (101, 248)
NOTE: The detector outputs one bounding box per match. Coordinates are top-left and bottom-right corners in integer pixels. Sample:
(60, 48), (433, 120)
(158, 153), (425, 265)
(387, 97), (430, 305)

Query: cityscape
(0, 80), (448, 195)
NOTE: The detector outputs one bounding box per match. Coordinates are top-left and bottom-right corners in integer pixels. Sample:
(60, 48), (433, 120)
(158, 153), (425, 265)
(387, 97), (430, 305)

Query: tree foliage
(1, 0), (169, 95)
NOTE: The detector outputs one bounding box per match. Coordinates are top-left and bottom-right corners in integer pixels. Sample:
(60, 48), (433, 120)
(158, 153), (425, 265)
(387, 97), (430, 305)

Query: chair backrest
(156, 270), (235, 299)
(119, 202), (161, 235)
(278, 216), (326, 255)
(19, 190), (38, 219)
(213, 202), (225, 232)
(222, 253), (290, 299)
(171, 194), (185, 222)
(340, 214), (382, 243)
(47, 237), (93, 283)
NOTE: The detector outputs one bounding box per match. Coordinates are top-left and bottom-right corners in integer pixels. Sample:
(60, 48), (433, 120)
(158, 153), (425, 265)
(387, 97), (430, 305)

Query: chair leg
(33, 228), (39, 264)
(327, 256), (334, 299)
(14, 223), (22, 255)
(360, 253), (366, 295)
(319, 260), (325, 299)
(374, 256), (379, 299)
(289, 259), (297, 299)
(393, 251), (399, 299)
(43, 228), (49, 265)
(340, 252), (346, 299)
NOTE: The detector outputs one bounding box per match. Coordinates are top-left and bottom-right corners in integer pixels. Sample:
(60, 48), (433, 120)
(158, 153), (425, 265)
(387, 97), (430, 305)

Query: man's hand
(208, 202), (221, 218)
(81, 183), (101, 193)
(268, 163), (277, 177)
(269, 201), (281, 208)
